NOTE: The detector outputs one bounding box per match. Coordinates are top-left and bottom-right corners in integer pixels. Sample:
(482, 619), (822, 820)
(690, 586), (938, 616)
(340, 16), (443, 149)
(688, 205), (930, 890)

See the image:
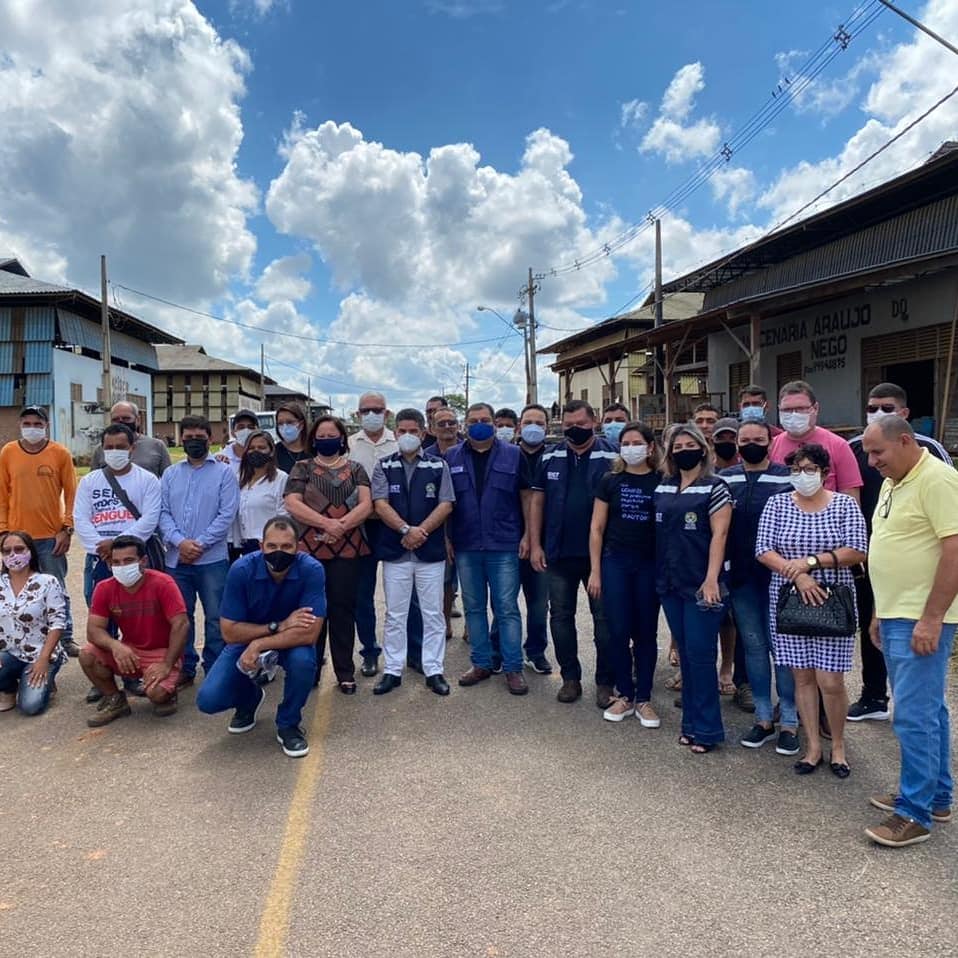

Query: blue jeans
(730, 580), (797, 727)
(661, 593), (725, 745)
(0, 651), (64, 715)
(169, 560), (228, 677)
(83, 553), (114, 607)
(601, 551), (659, 702)
(35, 537), (73, 646)
(197, 642), (317, 729)
(456, 550), (522, 672)
(880, 619), (956, 828)
(489, 558), (549, 659)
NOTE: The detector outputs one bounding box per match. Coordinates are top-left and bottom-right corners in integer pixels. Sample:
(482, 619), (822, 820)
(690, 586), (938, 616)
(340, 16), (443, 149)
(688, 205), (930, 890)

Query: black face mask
(738, 442), (769, 465)
(183, 438), (209, 459)
(263, 550), (296, 573)
(714, 441), (737, 462)
(564, 425), (594, 446)
(313, 437), (344, 458)
(246, 451), (272, 469)
(673, 448), (704, 472)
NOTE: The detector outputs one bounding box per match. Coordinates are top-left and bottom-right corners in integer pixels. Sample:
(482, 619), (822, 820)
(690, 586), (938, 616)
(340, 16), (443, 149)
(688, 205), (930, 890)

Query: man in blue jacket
(446, 402), (534, 696)
(529, 400), (617, 706)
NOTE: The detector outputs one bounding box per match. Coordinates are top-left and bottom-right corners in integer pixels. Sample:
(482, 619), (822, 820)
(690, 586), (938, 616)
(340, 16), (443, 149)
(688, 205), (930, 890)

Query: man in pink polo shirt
(770, 381), (863, 501)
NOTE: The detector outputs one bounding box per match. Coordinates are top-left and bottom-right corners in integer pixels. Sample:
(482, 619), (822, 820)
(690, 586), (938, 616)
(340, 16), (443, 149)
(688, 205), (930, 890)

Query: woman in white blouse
(231, 431), (289, 560)
(0, 531), (68, 715)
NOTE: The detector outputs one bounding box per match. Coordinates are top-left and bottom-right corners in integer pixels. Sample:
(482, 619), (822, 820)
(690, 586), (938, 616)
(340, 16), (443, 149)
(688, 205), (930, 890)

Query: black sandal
(794, 757), (823, 775)
(690, 742), (717, 754)
(338, 681), (357, 695)
(830, 761), (851, 779)
(678, 734), (695, 747)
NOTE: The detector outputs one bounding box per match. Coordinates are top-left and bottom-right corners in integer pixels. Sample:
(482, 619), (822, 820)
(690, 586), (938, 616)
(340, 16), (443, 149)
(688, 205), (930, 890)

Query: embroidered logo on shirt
(425, 482), (437, 499)
(547, 471), (560, 480)
(388, 484), (401, 494)
(684, 511), (697, 531)
(450, 465), (465, 474)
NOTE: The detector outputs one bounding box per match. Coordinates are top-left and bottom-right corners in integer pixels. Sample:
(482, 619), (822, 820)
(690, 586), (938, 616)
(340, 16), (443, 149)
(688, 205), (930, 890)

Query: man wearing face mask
(846, 383), (952, 723)
(738, 385), (782, 437)
(159, 415), (239, 684)
(217, 409), (260, 474)
(494, 408), (518, 445)
(601, 403), (630, 446)
(348, 391), (399, 677)
(711, 418), (740, 471)
(90, 401), (171, 477)
(528, 399), (617, 706)
(769, 381), (862, 501)
(0, 405), (78, 656)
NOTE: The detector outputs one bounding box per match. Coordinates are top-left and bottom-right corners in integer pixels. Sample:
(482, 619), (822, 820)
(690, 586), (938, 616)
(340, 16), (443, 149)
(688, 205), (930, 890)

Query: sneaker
(491, 655), (503, 675)
(525, 654), (553, 674)
(847, 698), (890, 721)
(0, 691), (16, 712)
(152, 694), (178, 718)
(733, 683), (756, 713)
(775, 730), (801, 755)
(276, 725), (309, 758)
(228, 687), (265, 734)
(740, 724), (776, 748)
(86, 691), (131, 727)
(62, 639), (81, 658)
(864, 814), (930, 848)
(869, 794), (952, 824)
(635, 701), (661, 728)
(603, 697), (635, 722)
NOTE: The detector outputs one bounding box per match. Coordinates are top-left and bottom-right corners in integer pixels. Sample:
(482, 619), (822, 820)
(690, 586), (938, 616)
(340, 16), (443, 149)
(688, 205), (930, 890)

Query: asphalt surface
(1, 538), (956, 957)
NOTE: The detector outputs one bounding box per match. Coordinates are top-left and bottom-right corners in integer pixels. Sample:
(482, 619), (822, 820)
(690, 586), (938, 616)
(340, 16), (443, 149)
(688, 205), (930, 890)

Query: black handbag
(776, 550), (856, 638)
(102, 470), (167, 571)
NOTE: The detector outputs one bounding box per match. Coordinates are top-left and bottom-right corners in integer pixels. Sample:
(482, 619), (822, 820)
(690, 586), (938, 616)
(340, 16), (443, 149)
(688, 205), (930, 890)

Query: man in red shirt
(81, 534), (188, 727)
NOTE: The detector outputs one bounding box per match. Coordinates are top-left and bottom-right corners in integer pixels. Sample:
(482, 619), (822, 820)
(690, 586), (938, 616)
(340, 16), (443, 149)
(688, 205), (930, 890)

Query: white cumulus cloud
(640, 61), (721, 163)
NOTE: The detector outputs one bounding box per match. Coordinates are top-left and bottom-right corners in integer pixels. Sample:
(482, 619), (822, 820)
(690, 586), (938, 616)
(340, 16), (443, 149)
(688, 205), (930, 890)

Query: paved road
(1, 539), (955, 957)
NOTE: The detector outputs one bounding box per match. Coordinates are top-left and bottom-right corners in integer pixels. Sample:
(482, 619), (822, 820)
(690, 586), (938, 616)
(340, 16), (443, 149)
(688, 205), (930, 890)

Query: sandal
(690, 742), (717, 754)
(678, 734), (695, 747)
(718, 679), (736, 696)
(668, 646), (679, 668)
(337, 681), (357, 695)
(665, 673), (682, 691)
(830, 761), (851, 779)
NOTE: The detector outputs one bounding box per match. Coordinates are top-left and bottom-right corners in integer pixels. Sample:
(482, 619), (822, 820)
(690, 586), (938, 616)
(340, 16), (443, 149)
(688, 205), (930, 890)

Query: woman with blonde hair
(588, 422), (662, 727)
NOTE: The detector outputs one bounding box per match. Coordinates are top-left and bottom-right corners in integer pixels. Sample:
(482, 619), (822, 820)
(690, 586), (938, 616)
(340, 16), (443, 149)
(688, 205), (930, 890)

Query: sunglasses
(866, 403), (898, 414)
(359, 407), (385, 415)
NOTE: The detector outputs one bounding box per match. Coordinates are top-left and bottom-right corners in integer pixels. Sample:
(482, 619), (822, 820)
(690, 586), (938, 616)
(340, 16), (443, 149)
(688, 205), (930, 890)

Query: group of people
(0, 378), (955, 849)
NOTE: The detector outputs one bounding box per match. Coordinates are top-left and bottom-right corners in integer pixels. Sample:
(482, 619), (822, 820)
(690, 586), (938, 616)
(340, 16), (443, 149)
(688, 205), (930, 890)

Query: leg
(406, 585), (424, 669)
(0, 652), (27, 697)
(856, 575), (887, 706)
(415, 560), (448, 677)
(718, 617), (735, 691)
(35, 538), (74, 648)
(78, 645), (122, 696)
(817, 668), (849, 765)
(18, 655), (64, 715)
(661, 595), (692, 739)
(600, 552), (636, 702)
(194, 560), (228, 673)
(682, 602), (725, 745)
(730, 583), (774, 726)
(324, 558), (360, 683)
(793, 667), (821, 761)
(169, 565), (199, 677)
(580, 558), (614, 688)
(457, 552), (492, 669)
(275, 644), (318, 729)
(355, 524), (383, 658)
(547, 560), (581, 681)
(486, 552), (522, 673)
(196, 644), (261, 715)
(381, 560), (414, 676)
(520, 558), (549, 659)
(732, 622), (748, 688)
(632, 557), (660, 704)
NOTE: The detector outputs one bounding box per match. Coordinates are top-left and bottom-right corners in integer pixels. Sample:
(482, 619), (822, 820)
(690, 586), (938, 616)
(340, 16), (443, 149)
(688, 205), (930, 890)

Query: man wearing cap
(89, 400), (171, 477)
(0, 406), (79, 655)
(217, 409), (260, 474)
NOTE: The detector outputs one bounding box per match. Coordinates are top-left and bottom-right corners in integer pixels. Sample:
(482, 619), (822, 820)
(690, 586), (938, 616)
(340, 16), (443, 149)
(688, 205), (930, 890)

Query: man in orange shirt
(0, 405), (78, 654)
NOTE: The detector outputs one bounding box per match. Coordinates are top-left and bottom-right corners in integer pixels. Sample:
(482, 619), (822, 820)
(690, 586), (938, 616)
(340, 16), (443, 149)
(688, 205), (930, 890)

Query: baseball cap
(233, 408), (260, 426)
(19, 405), (49, 422)
(712, 417), (740, 438)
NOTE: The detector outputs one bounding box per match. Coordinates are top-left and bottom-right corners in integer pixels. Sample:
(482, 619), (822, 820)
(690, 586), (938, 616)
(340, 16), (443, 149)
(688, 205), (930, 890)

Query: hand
(52, 530), (71, 557)
(322, 518), (348, 541)
(531, 545), (547, 573)
(518, 535), (530, 560)
(781, 558), (812, 581)
(869, 618), (881, 650)
(911, 616), (942, 656)
(27, 655), (51, 688)
(280, 608), (317, 632)
(699, 578), (722, 606)
(795, 572), (828, 607)
(178, 540), (203, 564)
(95, 539), (114, 562)
(587, 571), (601, 599)
(142, 661), (171, 692)
(239, 644), (260, 673)
(111, 642), (140, 675)
(401, 526), (428, 550)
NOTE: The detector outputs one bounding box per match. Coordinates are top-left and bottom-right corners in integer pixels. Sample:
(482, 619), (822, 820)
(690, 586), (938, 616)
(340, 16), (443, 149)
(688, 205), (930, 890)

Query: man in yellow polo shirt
(862, 416), (958, 848)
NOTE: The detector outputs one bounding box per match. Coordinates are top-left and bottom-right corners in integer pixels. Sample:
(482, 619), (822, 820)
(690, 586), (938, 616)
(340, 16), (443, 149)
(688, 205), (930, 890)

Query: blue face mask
(313, 437), (343, 457)
(520, 423), (546, 446)
(740, 405), (765, 423)
(278, 423), (301, 443)
(603, 422), (625, 442)
(467, 422), (495, 442)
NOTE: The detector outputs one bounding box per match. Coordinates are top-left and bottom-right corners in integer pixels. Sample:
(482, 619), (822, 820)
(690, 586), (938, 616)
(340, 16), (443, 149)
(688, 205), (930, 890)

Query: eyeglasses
(780, 405), (814, 414)
(435, 420), (458, 428)
(867, 403), (898, 414)
(878, 487), (894, 519)
(359, 406), (385, 415)
(788, 466), (821, 476)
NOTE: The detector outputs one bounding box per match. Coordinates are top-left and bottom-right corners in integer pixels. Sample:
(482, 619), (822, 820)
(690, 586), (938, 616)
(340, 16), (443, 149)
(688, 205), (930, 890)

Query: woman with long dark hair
(275, 401), (311, 475)
(231, 430), (288, 559)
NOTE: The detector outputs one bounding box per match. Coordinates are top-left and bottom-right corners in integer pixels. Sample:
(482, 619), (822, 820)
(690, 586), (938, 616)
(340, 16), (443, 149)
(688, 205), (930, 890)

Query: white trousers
(382, 559), (447, 678)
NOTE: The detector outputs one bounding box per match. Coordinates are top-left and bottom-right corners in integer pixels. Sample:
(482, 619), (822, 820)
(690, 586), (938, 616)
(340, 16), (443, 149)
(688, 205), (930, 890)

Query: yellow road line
(253, 685), (335, 958)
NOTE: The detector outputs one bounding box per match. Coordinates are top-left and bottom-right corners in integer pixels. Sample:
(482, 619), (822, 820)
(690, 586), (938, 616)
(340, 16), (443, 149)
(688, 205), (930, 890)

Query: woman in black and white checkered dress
(756, 443), (867, 779)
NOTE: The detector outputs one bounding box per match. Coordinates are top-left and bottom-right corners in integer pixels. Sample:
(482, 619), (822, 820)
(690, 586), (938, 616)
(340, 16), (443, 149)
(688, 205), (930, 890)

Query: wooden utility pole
(527, 268), (538, 404)
(260, 343), (266, 405)
(100, 255), (112, 411)
(653, 219), (664, 398)
(464, 361), (471, 409)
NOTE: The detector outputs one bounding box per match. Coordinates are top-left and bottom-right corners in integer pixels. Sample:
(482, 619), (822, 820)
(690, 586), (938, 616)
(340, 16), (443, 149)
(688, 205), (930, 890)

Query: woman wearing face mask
(756, 443), (867, 778)
(654, 424), (732, 753)
(275, 402), (311, 475)
(231, 431), (289, 561)
(0, 532), (67, 715)
(588, 422), (662, 727)
(720, 421), (798, 754)
(284, 416), (372, 693)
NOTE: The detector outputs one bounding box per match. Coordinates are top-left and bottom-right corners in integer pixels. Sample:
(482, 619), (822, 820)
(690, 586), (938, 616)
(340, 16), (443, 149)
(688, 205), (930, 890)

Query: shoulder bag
(102, 470), (167, 570)
(776, 549), (856, 638)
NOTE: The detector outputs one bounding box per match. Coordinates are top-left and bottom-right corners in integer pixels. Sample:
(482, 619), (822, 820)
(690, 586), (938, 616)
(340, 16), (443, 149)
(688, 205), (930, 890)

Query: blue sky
(1, 0), (955, 410)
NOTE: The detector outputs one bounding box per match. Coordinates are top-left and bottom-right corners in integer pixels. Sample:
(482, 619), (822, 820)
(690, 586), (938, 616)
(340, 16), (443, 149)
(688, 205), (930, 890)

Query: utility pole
(100, 255), (112, 412)
(260, 343), (266, 406)
(877, 0), (958, 56)
(527, 268), (538, 404)
(306, 376), (311, 402)
(654, 219), (664, 400)
(464, 362), (471, 409)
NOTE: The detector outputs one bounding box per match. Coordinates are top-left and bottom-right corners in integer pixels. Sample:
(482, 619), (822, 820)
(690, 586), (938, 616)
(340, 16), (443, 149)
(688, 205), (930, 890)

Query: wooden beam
(749, 312), (761, 379)
(719, 320), (752, 360)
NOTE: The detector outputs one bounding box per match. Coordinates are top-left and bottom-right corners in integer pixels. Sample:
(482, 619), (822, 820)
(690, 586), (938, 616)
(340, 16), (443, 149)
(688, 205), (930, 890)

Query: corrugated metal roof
(154, 344), (276, 382)
(56, 309), (159, 369)
(0, 270), (72, 295)
(0, 343), (14, 373)
(24, 341), (52, 374)
(0, 375), (14, 406)
(25, 374), (52, 406)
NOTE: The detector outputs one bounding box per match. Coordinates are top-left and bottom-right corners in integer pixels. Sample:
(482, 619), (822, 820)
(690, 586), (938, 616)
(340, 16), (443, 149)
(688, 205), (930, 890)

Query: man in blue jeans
(159, 415), (238, 683)
(447, 402), (533, 696)
(863, 417), (958, 848)
(198, 517), (325, 758)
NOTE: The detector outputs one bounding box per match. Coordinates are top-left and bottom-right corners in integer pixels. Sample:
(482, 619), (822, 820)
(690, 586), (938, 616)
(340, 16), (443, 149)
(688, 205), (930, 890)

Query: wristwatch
(806, 555), (820, 570)
(399, 524), (411, 536)
(268, 621), (279, 635)
(62, 525), (74, 535)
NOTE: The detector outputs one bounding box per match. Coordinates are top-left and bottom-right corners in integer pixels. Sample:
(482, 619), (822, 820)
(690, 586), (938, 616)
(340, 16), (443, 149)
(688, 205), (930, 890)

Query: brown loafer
(458, 666), (493, 687)
(595, 684), (615, 709)
(556, 679), (582, 703)
(505, 671), (528, 695)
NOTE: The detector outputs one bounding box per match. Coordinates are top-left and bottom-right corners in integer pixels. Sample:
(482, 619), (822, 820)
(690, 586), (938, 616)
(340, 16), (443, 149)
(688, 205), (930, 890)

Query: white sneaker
(635, 702), (661, 728)
(0, 691), (17, 712)
(603, 697), (635, 722)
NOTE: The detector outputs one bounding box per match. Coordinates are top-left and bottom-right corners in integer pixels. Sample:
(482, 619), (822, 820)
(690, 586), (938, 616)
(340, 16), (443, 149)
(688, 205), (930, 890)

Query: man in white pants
(370, 409), (455, 696)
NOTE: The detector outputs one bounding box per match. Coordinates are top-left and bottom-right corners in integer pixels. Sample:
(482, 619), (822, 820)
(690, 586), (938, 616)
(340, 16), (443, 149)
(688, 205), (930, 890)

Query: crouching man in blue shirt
(197, 516), (325, 758)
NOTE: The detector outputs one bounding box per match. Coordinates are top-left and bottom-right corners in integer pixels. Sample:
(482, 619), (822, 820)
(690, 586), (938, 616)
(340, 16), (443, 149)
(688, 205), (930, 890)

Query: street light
(477, 305), (536, 404)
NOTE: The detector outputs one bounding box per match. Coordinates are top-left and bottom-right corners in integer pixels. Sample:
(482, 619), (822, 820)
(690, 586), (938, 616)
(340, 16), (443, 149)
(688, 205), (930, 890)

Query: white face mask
(397, 433), (422, 454)
(103, 449), (130, 471)
(620, 444), (648, 466)
(234, 428), (253, 446)
(866, 410), (898, 427)
(496, 426), (515, 443)
(112, 563), (144, 587)
(362, 411), (386, 433)
(789, 472), (823, 497)
(779, 411), (812, 436)
(20, 426), (46, 443)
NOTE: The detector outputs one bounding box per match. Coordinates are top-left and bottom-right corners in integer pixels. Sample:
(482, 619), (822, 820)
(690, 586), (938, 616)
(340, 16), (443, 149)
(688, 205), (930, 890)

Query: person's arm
(833, 440), (863, 503)
(587, 497), (609, 598)
(197, 468), (239, 551)
(157, 442), (172, 475)
(700, 503), (731, 603)
(528, 490), (547, 572)
(158, 470), (185, 548)
(128, 474), (162, 540)
(340, 483), (373, 532)
(87, 610), (140, 673)
(60, 445), (77, 529)
(27, 579), (66, 688)
(221, 607), (320, 645)
(519, 488), (534, 558)
(141, 612), (190, 693)
(911, 535), (958, 654)
(73, 477), (99, 553)
(0, 448), (9, 532)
